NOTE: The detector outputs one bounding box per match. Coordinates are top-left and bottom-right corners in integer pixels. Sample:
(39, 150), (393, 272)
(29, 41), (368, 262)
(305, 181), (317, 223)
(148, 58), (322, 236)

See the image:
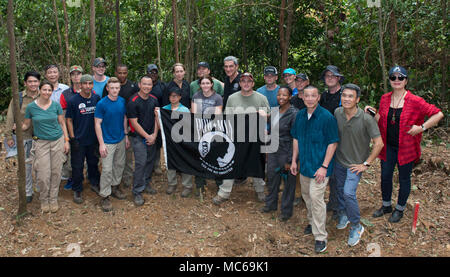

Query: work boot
(166, 185), (176, 195)
(111, 186), (126, 200)
(260, 206), (276, 213)
(50, 202), (59, 213)
(41, 202), (50, 213)
(181, 187), (192, 198)
(101, 197), (113, 212)
(73, 191), (83, 204)
(134, 193), (145, 206)
(212, 195), (228, 206)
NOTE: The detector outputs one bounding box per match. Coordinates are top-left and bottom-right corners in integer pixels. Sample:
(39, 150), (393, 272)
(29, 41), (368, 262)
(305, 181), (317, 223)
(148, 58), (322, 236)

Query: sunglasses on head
(389, 75), (406, 81)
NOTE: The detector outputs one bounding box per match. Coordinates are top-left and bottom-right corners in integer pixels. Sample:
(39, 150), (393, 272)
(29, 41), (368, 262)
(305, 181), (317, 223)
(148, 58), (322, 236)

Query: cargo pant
(99, 139), (126, 198)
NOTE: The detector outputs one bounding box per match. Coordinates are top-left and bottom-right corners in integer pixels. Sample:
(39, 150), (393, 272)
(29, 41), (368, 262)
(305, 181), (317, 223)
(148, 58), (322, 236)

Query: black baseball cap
(93, 57), (107, 67)
(147, 64), (159, 73)
(197, 62), (210, 69)
(264, 66), (278, 75)
(388, 65), (408, 77)
(296, 73), (309, 81)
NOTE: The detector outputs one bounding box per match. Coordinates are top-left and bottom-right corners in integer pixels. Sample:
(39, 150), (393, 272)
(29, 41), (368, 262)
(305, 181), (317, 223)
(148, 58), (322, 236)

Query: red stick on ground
(412, 202), (420, 234)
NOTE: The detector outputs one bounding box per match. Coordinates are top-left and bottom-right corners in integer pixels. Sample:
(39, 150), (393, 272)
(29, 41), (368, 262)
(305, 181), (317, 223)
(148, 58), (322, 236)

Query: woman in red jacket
(365, 66), (444, 223)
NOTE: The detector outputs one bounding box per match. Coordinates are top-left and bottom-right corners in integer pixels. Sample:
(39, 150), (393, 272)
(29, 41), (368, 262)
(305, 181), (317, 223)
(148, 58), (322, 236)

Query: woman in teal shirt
(23, 81), (70, 213)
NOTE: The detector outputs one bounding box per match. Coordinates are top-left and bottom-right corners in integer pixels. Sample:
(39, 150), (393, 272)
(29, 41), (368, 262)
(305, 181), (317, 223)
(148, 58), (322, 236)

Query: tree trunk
(52, 0), (63, 67)
(279, 0), (286, 70)
(90, 0), (96, 65)
(389, 10), (399, 66)
(284, 0), (294, 68)
(378, 7), (388, 93)
(62, 0), (70, 84)
(115, 0), (122, 65)
(153, 0), (162, 79)
(441, 0), (447, 102)
(7, 0), (27, 217)
(172, 0), (180, 63)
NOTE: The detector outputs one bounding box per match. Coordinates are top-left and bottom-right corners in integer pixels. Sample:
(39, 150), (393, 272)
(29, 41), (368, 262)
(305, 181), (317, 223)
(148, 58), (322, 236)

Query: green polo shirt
(334, 107), (381, 168)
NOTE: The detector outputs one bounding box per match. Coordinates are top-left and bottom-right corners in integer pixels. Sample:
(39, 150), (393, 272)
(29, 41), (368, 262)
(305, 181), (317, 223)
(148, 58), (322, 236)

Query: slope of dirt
(0, 130), (448, 257)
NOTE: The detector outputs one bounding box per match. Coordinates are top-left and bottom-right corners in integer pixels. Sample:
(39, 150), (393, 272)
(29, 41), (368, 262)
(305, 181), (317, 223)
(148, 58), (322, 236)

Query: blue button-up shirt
(290, 104), (339, 178)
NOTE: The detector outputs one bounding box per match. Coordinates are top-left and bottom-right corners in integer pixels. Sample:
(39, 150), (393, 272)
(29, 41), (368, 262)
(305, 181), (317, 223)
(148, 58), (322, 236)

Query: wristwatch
(363, 161), (370, 167)
(421, 124), (426, 131)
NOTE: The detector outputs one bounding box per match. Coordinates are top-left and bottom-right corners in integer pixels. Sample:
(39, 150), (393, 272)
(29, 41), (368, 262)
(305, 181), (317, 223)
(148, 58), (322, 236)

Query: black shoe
(134, 193), (145, 206)
(304, 224), (312, 235)
(90, 185), (100, 195)
(26, 195), (33, 203)
(101, 197), (113, 212)
(144, 185), (157, 195)
(279, 214), (291, 222)
(314, 240), (327, 253)
(73, 191), (83, 204)
(260, 206), (276, 213)
(388, 209), (404, 223)
(372, 205), (393, 218)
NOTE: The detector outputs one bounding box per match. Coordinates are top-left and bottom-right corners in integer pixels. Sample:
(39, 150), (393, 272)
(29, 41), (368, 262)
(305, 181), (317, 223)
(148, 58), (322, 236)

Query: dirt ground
(0, 129), (448, 258)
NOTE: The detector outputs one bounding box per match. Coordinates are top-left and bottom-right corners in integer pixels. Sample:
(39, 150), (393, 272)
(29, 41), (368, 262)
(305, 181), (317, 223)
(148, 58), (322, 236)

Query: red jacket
(378, 91), (441, 165)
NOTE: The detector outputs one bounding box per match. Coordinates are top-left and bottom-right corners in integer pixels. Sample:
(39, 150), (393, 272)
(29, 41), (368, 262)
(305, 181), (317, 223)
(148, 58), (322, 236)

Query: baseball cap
(264, 66), (278, 75)
(320, 65), (345, 83)
(240, 72), (254, 81)
(197, 62), (210, 69)
(296, 73), (308, 81)
(147, 64), (159, 73)
(388, 65), (407, 77)
(93, 57), (107, 67)
(282, 68), (296, 75)
(80, 74), (94, 83)
(69, 65), (83, 74)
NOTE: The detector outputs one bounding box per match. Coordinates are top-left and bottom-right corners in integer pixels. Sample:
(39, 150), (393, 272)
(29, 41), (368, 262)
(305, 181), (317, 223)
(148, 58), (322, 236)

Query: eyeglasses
(389, 75), (406, 81)
(96, 65), (106, 68)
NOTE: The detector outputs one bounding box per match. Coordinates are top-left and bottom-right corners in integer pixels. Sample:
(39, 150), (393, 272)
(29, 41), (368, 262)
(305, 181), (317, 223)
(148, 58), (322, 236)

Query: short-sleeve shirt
(223, 72), (241, 107)
(126, 93), (159, 136)
(190, 78), (224, 97)
(93, 76), (109, 96)
(94, 96), (126, 144)
(334, 107), (381, 168)
(25, 100), (63, 141)
(290, 105), (339, 178)
(164, 80), (191, 108)
(162, 103), (190, 113)
(101, 80), (139, 104)
(319, 87), (343, 116)
(50, 83), (70, 104)
(224, 91), (270, 115)
(66, 93), (101, 146)
(256, 85), (280, 108)
(192, 91), (223, 114)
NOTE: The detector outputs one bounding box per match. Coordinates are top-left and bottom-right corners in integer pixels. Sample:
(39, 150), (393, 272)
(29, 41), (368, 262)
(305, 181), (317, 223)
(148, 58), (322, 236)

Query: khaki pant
(32, 137), (66, 204)
(218, 178), (265, 199)
(300, 174), (329, 242)
(99, 139), (126, 198)
(167, 169), (193, 189)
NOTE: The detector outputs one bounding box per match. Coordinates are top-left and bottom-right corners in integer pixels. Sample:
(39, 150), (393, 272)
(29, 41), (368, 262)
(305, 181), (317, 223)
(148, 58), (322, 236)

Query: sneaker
(111, 186), (126, 200)
(26, 195), (33, 203)
(73, 191), (83, 204)
(348, 224), (364, 246)
(90, 184), (100, 195)
(166, 185), (176, 195)
(144, 185), (157, 195)
(181, 188), (192, 198)
(388, 209), (403, 223)
(50, 202), (59, 213)
(260, 206), (277, 213)
(41, 202), (50, 213)
(212, 195), (228, 206)
(314, 240), (327, 253)
(279, 214), (291, 222)
(372, 205), (393, 218)
(256, 192), (266, 202)
(336, 214), (350, 229)
(134, 193), (145, 206)
(64, 178), (73, 190)
(101, 197), (113, 212)
(304, 224), (312, 235)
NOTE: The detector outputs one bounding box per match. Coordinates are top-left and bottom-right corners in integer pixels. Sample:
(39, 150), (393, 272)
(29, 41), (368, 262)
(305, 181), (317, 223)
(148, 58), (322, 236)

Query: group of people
(4, 55), (444, 254)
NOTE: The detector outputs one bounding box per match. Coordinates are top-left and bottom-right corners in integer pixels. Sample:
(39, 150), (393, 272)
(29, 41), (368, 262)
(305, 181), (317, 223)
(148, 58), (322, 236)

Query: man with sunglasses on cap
(92, 57), (109, 95)
(190, 61), (224, 98)
(291, 73), (309, 111)
(257, 66), (280, 108)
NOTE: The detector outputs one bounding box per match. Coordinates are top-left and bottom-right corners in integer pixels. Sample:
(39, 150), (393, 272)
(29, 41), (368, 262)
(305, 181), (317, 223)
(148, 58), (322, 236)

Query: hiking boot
(26, 195), (33, 203)
(279, 214), (291, 222)
(181, 188), (192, 198)
(304, 224), (312, 235)
(212, 195), (228, 206)
(73, 191), (83, 204)
(348, 224), (364, 246)
(372, 205), (393, 218)
(64, 178), (73, 190)
(111, 186), (126, 200)
(101, 197), (113, 212)
(256, 192), (266, 202)
(134, 193), (145, 206)
(336, 214), (350, 230)
(144, 185), (157, 195)
(41, 202), (50, 213)
(314, 240), (327, 253)
(388, 209), (404, 223)
(260, 206), (277, 213)
(166, 185), (176, 195)
(50, 202), (59, 213)
(90, 184), (100, 195)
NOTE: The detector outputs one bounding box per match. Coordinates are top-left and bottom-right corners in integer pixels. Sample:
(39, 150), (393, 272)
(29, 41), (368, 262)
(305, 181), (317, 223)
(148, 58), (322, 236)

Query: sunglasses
(389, 75), (406, 81)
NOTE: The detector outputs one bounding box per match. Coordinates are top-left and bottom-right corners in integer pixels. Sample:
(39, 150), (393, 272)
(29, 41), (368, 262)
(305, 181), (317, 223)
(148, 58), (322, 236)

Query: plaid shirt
(378, 91), (441, 165)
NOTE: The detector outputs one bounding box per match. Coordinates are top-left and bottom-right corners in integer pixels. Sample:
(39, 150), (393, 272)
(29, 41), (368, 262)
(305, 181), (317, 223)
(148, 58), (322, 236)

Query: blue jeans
(334, 161), (362, 226)
(381, 144), (414, 208)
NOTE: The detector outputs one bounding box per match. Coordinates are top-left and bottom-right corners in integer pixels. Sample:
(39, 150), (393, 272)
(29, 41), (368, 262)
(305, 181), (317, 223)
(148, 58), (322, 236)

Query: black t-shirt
(319, 87), (343, 116)
(101, 80), (139, 104)
(150, 80), (165, 106)
(163, 80), (191, 108)
(126, 93), (160, 136)
(223, 72), (241, 107)
(387, 107), (402, 147)
(290, 95), (306, 111)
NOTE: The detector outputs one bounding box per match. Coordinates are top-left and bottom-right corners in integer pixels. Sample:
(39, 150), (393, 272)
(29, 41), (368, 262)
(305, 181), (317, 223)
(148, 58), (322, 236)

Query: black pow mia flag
(159, 109), (266, 179)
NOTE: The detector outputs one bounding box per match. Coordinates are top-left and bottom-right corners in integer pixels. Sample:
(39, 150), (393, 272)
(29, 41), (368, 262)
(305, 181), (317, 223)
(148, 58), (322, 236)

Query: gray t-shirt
(192, 91), (223, 114)
(334, 107), (381, 168)
(224, 91), (270, 114)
